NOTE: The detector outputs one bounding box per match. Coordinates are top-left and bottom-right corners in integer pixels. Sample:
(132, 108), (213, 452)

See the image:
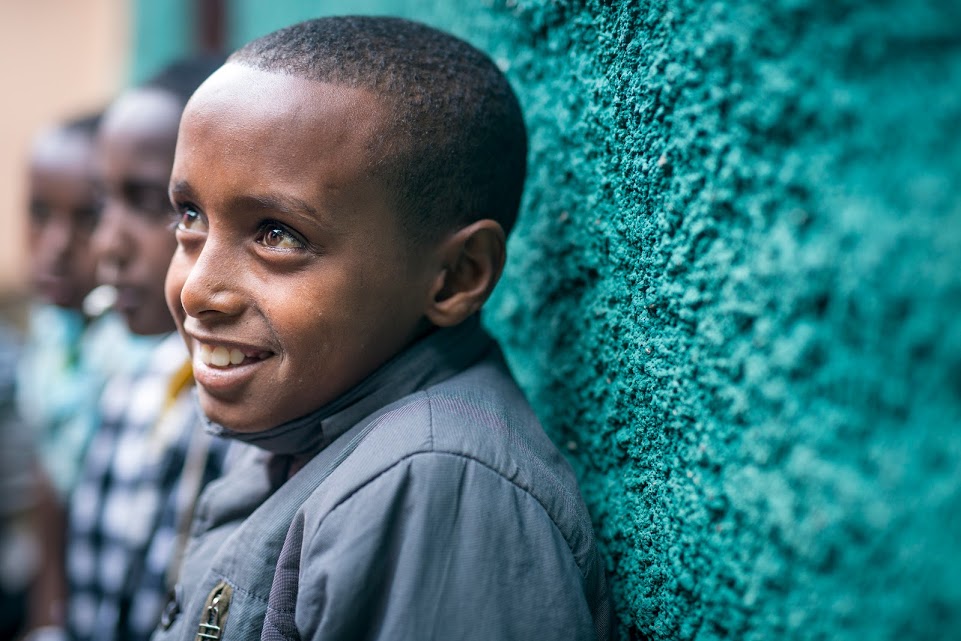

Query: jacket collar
(203, 314), (493, 457)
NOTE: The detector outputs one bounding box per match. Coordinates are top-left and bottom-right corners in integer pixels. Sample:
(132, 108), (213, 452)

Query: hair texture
(62, 111), (104, 139)
(142, 53), (229, 108)
(230, 16), (528, 241)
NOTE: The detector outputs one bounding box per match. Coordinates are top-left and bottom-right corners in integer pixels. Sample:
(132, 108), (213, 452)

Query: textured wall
(154, 1), (961, 638)
(415, 1), (961, 638)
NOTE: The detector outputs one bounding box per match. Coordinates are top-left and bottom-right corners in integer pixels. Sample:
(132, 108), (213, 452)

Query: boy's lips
(188, 335), (276, 397)
(35, 276), (76, 307)
(196, 341), (273, 367)
(113, 285), (143, 312)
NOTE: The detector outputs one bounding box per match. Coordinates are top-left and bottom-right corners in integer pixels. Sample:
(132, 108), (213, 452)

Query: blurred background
(0, 1), (123, 306)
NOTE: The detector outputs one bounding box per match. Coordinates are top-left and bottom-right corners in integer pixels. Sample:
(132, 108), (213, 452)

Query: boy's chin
(198, 392), (274, 434)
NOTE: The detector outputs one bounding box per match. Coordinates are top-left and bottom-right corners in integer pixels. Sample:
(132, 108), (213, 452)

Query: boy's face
(27, 129), (100, 309)
(166, 64), (440, 432)
(94, 88), (181, 335)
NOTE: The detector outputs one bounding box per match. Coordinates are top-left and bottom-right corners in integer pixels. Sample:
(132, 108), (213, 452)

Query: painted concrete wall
(350, 2), (961, 638)
(147, 1), (961, 638)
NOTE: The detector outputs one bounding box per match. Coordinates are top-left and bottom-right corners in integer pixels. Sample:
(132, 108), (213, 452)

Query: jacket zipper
(196, 580), (233, 641)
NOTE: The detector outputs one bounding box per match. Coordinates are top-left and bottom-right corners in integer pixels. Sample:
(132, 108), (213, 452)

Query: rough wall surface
(233, 1), (961, 638)
(415, 1), (961, 638)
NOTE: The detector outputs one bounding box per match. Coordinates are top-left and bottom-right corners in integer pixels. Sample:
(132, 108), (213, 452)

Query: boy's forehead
(179, 64), (392, 194)
(31, 128), (94, 169)
(175, 63), (405, 234)
(187, 63), (386, 134)
(103, 88), (182, 140)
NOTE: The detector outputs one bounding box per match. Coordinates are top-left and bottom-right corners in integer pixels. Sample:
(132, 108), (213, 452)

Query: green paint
(130, 0), (193, 84)
(131, 1), (961, 637)
(470, 2), (961, 638)
(227, 0), (466, 48)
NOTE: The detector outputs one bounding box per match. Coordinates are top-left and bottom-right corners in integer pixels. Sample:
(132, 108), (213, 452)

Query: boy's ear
(425, 219), (506, 327)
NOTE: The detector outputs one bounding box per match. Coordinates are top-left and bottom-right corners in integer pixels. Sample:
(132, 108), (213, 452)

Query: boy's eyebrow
(169, 179), (195, 201)
(169, 180), (330, 229)
(235, 193), (325, 228)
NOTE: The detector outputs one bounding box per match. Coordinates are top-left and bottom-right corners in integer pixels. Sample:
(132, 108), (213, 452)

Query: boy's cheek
(163, 259), (188, 322)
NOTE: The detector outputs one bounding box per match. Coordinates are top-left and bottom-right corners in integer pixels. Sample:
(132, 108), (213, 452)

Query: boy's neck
(205, 315), (493, 460)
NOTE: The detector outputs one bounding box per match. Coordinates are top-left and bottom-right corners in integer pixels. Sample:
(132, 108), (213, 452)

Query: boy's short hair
(230, 16), (528, 242)
(61, 111), (103, 138)
(142, 54), (229, 106)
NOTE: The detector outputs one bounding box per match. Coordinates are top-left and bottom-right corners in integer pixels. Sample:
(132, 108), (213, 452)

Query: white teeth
(210, 346), (230, 367)
(197, 342), (258, 367)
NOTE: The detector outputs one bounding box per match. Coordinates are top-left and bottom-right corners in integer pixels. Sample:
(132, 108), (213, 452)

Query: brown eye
(121, 180), (173, 218)
(257, 223), (304, 249)
(29, 201), (51, 224)
(74, 205), (101, 231)
(175, 206), (207, 233)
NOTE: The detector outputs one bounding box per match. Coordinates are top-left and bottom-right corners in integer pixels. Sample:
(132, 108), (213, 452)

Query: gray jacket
(152, 318), (613, 640)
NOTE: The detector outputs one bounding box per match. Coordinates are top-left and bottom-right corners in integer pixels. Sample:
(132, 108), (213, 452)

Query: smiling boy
(157, 17), (612, 641)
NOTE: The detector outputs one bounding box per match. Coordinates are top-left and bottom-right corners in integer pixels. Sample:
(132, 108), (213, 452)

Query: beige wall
(0, 0), (128, 300)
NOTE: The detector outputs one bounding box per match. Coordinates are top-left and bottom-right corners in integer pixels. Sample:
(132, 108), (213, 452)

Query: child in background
(58, 56), (231, 641)
(16, 112), (133, 638)
(0, 320), (31, 641)
(18, 112), (128, 501)
(155, 17), (612, 640)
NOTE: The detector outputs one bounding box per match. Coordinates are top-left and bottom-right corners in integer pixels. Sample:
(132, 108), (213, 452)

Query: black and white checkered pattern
(66, 333), (227, 641)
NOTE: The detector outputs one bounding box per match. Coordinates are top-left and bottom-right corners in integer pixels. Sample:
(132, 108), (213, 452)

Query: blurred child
(15, 112), (134, 639)
(0, 320), (30, 641)
(18, 112), (127, 500)
(155, 17), (612, 640)
(57, 56), (230, 641)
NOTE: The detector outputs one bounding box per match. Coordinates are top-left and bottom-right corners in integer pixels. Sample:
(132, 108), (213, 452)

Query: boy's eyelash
(167, 209), (182, 232)
(257, 220), (306, 243)
(167, 206), (321, 254)
(170, 201), (204, 232)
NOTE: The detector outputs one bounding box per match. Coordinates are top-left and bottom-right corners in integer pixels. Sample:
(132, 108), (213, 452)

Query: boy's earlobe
(425, 219), (506, 327)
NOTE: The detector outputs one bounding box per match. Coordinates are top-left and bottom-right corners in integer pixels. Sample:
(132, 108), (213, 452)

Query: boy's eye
(74, 205), (101, 231)
(120, 180), (173, 219)
(177, 206), (207, 233)
(257, 223), (305, 250)
(29, 201), (51, 224)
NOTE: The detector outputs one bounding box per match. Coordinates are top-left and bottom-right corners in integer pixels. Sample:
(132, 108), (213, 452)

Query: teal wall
(133, 1), (961, 638)
(130, 0), (192, 83)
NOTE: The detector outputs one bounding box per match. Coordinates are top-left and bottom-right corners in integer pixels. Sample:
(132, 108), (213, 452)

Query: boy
(59, 58), (230, 641)
(17, 112), (133, 638)
(18, 112), (125, 499)
(158, 17), (612, 640)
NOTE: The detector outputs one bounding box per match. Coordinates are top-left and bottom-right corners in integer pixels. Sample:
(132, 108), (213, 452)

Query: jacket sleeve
(291, 451), (599, 641)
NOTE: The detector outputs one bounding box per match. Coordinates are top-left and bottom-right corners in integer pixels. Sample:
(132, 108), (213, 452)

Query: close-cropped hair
(230, 16), (528, 242)
(61, 111), (104, 138)
(142, 53), (229, 107)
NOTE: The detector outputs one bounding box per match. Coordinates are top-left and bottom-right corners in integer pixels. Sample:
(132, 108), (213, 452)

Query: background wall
(350, 2), (961, 638)
(466, 2), (961, 639)
(0, 0), (128, 302)
(18, 0), (961, 638)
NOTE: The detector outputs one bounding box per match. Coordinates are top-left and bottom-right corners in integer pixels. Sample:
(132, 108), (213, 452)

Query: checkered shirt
(66, 332), (228, 641)
(0, 322), (27, 519)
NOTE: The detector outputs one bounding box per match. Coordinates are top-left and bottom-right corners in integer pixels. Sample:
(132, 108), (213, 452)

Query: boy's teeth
(197, 343), (250, 367)
(211, 346), (230, 366)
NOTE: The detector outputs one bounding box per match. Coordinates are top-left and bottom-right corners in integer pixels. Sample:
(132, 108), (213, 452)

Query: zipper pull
(196, 580), (233, 640)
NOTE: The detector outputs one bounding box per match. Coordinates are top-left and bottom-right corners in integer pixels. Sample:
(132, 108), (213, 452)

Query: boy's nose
(177, 238), (245, 319)
(43, 216), (75, 262)
(92, 201), (131, 271)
